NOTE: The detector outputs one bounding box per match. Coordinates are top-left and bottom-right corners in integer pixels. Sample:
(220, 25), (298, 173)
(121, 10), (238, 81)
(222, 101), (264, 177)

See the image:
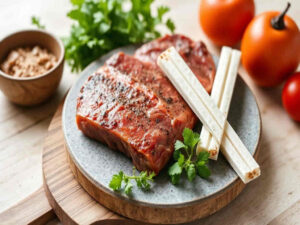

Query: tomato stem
(271, 2), (291, 30)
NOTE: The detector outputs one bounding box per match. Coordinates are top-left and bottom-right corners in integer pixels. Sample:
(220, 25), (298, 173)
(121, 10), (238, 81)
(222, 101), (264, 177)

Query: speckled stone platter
(62, 46), (261, 214)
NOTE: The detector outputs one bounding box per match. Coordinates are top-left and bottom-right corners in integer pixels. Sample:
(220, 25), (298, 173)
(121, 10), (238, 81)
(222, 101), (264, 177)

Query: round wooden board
(43, 100), (261, 224)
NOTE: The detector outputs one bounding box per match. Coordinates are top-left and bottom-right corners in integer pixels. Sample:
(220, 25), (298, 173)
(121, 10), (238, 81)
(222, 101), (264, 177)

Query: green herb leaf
(147, 171), (156, 180)
(170, 173), (181, 185)
(174, 140), (187, 161)
(177, 153), (185, 167)
(168, 162), (183, 176)
(71, 0), (84, 6)
(124, 182), (133, 195)
(186, 163), (196, 182)
(174, 140), (187, 151)
(168, 162), (182, 185)
(166, 18), (175, 33)
(170, 150), (185, 184)
(173, 148), (180, 160)
(136, 178), (143, 188)
(168, 128), (211, 185)
(197, 151), (210, 162)
(157, 6), (170, 20)
(109, 171), (124, 191)
(168, 162), (183, 185)
(182, 128), (200, 150)
(31, 16), (45, 29)
(141, 179), (151, 191)
(196, 164), (211, 179)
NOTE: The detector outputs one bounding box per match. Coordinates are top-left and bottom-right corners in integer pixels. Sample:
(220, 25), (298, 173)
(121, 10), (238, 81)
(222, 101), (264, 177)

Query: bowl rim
(0, 29), (65, 81)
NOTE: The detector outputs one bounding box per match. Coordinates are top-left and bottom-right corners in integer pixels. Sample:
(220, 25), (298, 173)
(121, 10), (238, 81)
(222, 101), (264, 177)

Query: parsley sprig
(64, 0), (175, 72)
(109, 167), (155, 195)
(31, 16), (45, 29)
(168, 128), (211, 185)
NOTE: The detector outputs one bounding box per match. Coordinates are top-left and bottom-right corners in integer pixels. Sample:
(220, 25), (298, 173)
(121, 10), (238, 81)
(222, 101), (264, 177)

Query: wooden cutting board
(42, 98), (260, 224)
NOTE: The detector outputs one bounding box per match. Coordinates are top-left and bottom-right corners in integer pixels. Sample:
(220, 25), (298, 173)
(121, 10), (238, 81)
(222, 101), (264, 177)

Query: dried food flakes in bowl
(1, 46), (57, 78)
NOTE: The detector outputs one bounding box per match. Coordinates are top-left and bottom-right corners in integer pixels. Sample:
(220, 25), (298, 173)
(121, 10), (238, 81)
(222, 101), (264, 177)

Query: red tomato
(199, 0), (255, 46)
(241, 3), (300, 87)
(282, 72), (300, 122)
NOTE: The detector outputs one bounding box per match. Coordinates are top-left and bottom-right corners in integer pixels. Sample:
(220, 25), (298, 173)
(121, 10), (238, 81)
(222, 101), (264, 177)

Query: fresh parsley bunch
(168, 128), (211, 185)
(109, 167), (155, 195)
(64, 0), (175, 72)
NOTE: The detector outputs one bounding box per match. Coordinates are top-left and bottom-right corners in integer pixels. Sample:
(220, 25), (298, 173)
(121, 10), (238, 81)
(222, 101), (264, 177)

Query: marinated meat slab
(135, 34), (215, 93)
(76, 34), (216, 174)
(77, 54), (196, 173)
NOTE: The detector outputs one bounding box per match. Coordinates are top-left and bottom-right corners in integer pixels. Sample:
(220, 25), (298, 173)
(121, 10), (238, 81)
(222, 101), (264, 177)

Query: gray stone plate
(63, 45), (261, 206)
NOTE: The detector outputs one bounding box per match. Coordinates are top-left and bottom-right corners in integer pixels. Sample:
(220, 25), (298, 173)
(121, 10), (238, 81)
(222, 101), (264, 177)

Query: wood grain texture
(0, 79), (73, 213)
(43, 101), (260, 224)
(268, 200), (300, 225)
(43, 103), (127, 225)
(0, 187), (54, 225)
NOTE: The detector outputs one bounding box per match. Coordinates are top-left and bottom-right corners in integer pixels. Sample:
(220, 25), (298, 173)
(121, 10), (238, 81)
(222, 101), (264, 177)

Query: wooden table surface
(0, 0), (299, 224)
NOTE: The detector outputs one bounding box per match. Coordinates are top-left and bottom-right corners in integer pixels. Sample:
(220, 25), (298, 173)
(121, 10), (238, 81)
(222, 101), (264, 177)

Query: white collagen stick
(224, 121), (261, 180)
(209, 50), (241, 159)
(221, 123), (255, 183)
(198, 46), (232, 159)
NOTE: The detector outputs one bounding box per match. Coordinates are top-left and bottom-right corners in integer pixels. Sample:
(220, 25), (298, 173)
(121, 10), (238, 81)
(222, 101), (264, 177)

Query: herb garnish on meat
(168, 128), (211, 185)
(109, 128), (211, 195)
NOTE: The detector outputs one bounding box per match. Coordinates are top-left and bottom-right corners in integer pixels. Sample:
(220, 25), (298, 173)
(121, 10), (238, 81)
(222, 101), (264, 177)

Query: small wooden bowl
(0, 29), (64, 106)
